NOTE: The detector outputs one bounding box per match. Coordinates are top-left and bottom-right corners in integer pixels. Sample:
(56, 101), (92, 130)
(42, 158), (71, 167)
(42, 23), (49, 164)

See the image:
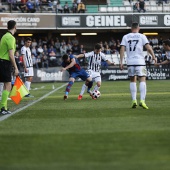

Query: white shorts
(86, 70), (101, 82)
(24, 67), (34, 77)
(128, 66), (147, 77)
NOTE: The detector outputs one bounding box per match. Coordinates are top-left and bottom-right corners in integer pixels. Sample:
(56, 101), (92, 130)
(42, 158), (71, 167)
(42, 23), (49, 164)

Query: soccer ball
(92, 90), (101, 99)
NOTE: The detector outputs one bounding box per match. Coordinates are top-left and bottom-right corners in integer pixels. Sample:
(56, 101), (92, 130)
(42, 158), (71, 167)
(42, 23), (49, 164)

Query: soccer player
(155, 39), (170, 66)
(21, 37), (34, 97)
(61, 54), (93, 100)
(0, 20), (19, 114)
(76, 43), (115, 100)
(120, 22), (156, 109)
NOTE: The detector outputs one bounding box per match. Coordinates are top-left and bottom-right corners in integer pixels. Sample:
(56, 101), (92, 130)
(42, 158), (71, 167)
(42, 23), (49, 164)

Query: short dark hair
(163, 39), (170, 47)
(7, 20), (16, 30)
(62, 54), (69, 62)
(94, 43), (101, 50)
(25, 37), (32, 42)
(131, 22), (139, 29)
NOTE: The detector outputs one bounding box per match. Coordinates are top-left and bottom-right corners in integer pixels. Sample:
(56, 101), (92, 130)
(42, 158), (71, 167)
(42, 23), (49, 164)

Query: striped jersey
(84, 51), (107, 72)
(21, 46), (33, 67)
(121, 32), (149, 66)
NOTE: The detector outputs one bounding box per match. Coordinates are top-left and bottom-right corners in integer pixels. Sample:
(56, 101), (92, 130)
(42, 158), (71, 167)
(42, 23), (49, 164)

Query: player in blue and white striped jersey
(21, 37), (34, 97)
(76, 43), (115, 100)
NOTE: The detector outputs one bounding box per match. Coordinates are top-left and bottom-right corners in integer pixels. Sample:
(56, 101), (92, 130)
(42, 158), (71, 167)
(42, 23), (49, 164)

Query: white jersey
(121, 32), (149, 66)
(21, 46), (33, 67)
(85, 51), (107, 72)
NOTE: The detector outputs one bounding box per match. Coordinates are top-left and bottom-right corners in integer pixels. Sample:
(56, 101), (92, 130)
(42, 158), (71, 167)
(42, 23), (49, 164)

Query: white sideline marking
(0, 83), (67, 122)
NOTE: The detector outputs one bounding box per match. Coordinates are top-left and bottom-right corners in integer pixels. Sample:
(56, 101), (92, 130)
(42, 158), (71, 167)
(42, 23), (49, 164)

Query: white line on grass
(0, 83), (67, 122)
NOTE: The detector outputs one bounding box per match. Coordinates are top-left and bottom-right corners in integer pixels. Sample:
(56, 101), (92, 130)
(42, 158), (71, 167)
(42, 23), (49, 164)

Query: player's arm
(120, 45), (125, 70)
(145, 44), (157, 63)
(106, 60), (115, 65)
(61, 58), (76, 71)
(9, 49), (19, 76)
(75, 54), (85, 58)
(155, 59), (170, 66)
(22, 54), (28, 73)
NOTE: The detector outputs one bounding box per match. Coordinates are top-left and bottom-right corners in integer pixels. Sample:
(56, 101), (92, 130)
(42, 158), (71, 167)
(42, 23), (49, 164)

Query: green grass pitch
(0, 80), (170, 170)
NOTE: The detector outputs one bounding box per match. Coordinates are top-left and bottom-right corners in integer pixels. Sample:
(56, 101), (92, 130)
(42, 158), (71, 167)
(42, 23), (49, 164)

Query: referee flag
(10, 76), (29, 104)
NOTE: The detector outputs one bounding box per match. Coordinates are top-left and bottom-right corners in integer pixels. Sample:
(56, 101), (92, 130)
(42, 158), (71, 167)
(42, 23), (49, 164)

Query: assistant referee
(0, 20), (19, 115)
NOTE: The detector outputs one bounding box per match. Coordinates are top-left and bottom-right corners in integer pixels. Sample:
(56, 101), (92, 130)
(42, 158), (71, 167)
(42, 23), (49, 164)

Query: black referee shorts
(0, 59), (12, 82)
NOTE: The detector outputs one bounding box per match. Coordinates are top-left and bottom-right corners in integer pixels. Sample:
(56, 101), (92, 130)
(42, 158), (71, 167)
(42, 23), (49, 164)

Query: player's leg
(25, 76), (34, 97)
(93, 75), (101, 91)
(78, 83), (87, 100)
(136, 66), (148, 109)
(24, 67), (34, 97)
(64, 77), (75, 100)
(138, 77), (148, 109)
(128, 66), (137, 108)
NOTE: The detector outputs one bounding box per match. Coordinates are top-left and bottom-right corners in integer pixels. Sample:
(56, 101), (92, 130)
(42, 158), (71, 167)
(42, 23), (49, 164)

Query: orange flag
(10, 76), (29, 104)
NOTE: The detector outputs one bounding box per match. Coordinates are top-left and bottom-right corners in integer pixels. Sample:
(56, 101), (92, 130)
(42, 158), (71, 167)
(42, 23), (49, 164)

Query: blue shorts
(70, 69), (90, 81)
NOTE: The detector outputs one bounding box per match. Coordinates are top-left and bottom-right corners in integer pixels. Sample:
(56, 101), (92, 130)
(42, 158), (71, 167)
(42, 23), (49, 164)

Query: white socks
(139, 82), (146, 101)
(80, 84), (87, 95)
(93, 85), (100, 91)
(25, 81), (31, 91)
(130, 82), (137, 100)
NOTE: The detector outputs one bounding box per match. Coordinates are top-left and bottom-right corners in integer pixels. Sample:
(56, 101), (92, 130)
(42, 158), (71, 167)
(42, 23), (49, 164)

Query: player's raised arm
(120, 45), (125, 70)
(75, 54), (85, 58)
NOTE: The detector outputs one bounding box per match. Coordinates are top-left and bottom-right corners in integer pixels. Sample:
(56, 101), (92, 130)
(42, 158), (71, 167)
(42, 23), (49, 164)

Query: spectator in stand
(31, 46), (37, 57)
(137, 0), (146, 13)
(72, 0), (77, 13)
(36, 55), (42, 68)
(153, 45), (161, 54)
(41, 53), (49, 69)
(110, 42), (117, 54)
(77, 1), (85, 13)
(148, 37), (153, 47)
(60, 44), (67, 56)
(63, 2), (70, 13)
(158, 36), (163, 46)
(104, 44), (111, 54)
(20, 37), (25, 47)
(109, 38), (115, 47)
(152, 37), (158, 46)
(17, 0), (27, 13)
(72, 37), (79, 45)
(26, 0), (36, 13)
(56, 2), (63, 13)
(55, 38), (61, 51)
(116, 40), (121, 53)
(79, 44), (85, 54)
(38, 38), (43, 46)
(66, 43), (72, 52)
(43, 44), (49, 56)
(48, 45), (56, 54)
(32, 38), (37, 47)
(61, 39), (66, 46)
(37, 45), (44, 56)
(72, 43), (80, 55)
(34, 0), (40, 11)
